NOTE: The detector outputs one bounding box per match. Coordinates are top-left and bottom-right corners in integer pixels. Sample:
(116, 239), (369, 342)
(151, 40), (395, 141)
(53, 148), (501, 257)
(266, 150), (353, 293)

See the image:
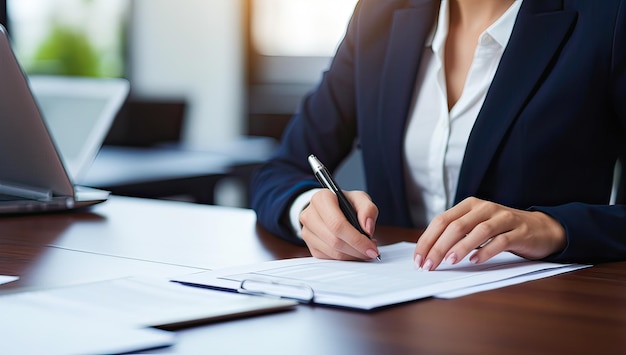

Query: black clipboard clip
(238, 278), (315, 304)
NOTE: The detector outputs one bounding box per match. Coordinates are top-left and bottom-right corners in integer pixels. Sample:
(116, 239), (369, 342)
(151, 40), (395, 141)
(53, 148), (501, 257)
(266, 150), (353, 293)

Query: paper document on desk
(173, 242), (589, 310)
(434, 264), (589, 299)
(0, 276), (296, 355)
(0, 275), (18, 285)
(0, 302), (173, 355)
(0, 277), (296, 330)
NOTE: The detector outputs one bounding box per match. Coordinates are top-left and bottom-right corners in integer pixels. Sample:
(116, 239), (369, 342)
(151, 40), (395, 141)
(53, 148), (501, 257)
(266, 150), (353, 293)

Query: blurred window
(248, 0), (358, 117)
(7, 0), (129, 77)
(251, 0), (358, 57)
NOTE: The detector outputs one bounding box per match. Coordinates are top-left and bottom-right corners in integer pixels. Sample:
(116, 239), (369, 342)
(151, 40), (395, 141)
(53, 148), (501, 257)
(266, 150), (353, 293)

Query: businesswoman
(250, 0), (626, 270)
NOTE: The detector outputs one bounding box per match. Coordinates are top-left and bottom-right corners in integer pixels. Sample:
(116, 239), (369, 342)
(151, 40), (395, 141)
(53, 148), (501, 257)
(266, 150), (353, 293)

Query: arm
(250, 2), (364, 244)
(511, 0), (626, 264)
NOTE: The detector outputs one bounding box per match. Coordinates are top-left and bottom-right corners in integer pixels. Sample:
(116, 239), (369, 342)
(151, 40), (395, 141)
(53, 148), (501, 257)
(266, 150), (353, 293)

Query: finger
(414, 214), (456, 268)
(423, 214), (489, 270)
(345, 191), (379, 236)
(300, 204), (364, 260)
(299, 191), (354, 258)
(428, 200), (525, 269)
(467, 230), (515, 264)
(440, 212), (513, 266)
(303, 227), (365, 260)
(469, 210), (567, 263)
(318, 190), (379, 259)
(300, 215), (365, 260)
(303, 191), (377, 260)
(420, 197), (516, 270)
(440, 205), (537, 266)
(414, 198), (478, 268)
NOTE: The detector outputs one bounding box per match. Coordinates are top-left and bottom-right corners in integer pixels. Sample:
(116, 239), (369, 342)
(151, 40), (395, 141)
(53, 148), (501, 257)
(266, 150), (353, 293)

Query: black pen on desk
(307, 154), (381, 261)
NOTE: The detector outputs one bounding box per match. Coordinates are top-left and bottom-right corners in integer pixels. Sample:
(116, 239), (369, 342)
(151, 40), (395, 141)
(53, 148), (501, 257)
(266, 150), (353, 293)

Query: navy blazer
(251, 0), (626, 264)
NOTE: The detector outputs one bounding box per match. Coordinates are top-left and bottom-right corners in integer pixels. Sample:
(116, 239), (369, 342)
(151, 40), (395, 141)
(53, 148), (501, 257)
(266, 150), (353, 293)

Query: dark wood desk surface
(1, 197), (626, 354)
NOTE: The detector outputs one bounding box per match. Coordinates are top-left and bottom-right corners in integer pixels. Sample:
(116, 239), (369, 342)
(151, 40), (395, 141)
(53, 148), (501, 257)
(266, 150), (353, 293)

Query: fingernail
(422, 259), (433, 272)
(414, 254), (423, 268)
(470, 254), (479, 264)
(445, 252), (457, 265)
(365, 249), (379, 259)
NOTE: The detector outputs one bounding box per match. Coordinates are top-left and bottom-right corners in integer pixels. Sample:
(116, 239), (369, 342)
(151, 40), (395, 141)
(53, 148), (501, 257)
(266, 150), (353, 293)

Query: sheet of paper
(174, 242), (588, 310)
(434, 264), (590, 299)
(0, 302), (174, 355)
(0, 275), (18, 285)
(0, 277), (296, 329)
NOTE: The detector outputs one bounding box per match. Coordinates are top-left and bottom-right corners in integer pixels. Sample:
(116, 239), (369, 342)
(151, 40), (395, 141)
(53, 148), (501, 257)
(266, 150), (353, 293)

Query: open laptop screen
(28, 75), (130, 183)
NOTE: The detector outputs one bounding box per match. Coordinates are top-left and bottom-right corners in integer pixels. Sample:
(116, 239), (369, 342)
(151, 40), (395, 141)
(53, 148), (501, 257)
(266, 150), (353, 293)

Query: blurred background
(0, 0), (363, 207)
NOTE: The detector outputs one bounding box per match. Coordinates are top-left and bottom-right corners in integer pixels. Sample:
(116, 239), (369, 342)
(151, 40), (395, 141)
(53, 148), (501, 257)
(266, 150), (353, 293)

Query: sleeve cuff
(289, 188), (323, 239)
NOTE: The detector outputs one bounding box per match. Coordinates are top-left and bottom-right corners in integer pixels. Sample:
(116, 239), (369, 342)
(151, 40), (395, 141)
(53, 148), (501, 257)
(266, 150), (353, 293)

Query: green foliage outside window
(9, 0), (129, 79)
(27, 24), (100, 77)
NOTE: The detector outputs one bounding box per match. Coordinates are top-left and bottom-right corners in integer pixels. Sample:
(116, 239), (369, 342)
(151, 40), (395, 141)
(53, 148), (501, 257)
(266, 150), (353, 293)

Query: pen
(307, 154), (381, 261)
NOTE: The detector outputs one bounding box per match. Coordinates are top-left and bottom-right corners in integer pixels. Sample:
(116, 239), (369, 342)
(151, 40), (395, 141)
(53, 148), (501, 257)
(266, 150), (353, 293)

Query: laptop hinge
(0, 181), (53, 201)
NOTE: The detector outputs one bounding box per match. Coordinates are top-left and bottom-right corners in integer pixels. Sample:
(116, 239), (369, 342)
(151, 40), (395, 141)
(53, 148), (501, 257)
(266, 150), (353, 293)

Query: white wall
(129, 0), (245, 147)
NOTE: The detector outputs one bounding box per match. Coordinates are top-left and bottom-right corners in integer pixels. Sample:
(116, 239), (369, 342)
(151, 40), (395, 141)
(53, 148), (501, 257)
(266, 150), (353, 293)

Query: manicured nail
(414, 254), (423, 268)
(446, 252), (457, 265)
(365, 249), (379, 259)
(470, 254), (479, 264)
(422, 259), (433, 272)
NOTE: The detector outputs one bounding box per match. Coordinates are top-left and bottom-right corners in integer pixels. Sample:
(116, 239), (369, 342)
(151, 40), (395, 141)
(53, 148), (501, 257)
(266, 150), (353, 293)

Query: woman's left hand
(413, 197), (567, 271)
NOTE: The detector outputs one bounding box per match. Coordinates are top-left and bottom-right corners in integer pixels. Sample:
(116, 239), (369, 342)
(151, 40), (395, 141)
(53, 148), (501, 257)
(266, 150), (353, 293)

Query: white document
(434, 264), (589, 299)
(0, 277), (296, 354)
(0, 275), (18, 285)
(0, 277), (296, 330)
(0, 302), (173, 355)
(174, 242), (589, 310)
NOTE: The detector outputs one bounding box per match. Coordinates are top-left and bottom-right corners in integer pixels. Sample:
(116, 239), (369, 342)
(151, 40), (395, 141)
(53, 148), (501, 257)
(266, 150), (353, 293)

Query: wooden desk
(1, 197), (626, 354)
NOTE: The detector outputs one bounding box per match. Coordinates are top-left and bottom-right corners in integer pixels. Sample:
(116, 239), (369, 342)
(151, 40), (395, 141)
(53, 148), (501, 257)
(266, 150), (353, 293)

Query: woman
(250, 0), (626, 270)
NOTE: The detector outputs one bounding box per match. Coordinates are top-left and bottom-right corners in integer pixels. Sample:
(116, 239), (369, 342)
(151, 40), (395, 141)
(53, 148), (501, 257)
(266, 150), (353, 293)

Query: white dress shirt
(290, 0), (522, 235)
(404, 0), (521, 227)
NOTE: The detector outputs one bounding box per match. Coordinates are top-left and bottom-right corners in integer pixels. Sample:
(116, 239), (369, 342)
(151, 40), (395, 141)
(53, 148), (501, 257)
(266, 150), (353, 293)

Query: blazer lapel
(378, 0), (438, 202)
(455, 0), (578, 201)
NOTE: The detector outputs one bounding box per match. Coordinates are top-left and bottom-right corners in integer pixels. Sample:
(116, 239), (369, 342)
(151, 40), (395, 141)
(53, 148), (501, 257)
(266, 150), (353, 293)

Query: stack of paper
(0, 277), (296, 354)
(173, 242), (590, 310)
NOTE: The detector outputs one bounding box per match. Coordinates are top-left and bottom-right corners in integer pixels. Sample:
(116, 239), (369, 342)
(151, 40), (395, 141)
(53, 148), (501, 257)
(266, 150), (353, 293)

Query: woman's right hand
(299, 189), (380, 260)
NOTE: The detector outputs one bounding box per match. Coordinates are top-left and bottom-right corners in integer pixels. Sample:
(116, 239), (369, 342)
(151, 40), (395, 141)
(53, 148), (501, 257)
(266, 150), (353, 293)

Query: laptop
(28, 75), (130, 184)
(0, 24), (129, 214)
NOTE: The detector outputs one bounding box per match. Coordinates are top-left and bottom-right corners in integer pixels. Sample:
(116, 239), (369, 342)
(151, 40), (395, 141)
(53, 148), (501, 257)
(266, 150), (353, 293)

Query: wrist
(536, 211), (567, 254)
(289, 189), (322, 238)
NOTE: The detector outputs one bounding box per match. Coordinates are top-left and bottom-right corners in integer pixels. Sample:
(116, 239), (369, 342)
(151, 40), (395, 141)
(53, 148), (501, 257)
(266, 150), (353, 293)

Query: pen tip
(376, 255), (382, 262)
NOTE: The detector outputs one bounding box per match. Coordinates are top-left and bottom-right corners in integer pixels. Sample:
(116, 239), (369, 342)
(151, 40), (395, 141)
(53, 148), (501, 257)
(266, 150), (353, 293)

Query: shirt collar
(486, 0), (522, 48)
(427, 0), (523, 52)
